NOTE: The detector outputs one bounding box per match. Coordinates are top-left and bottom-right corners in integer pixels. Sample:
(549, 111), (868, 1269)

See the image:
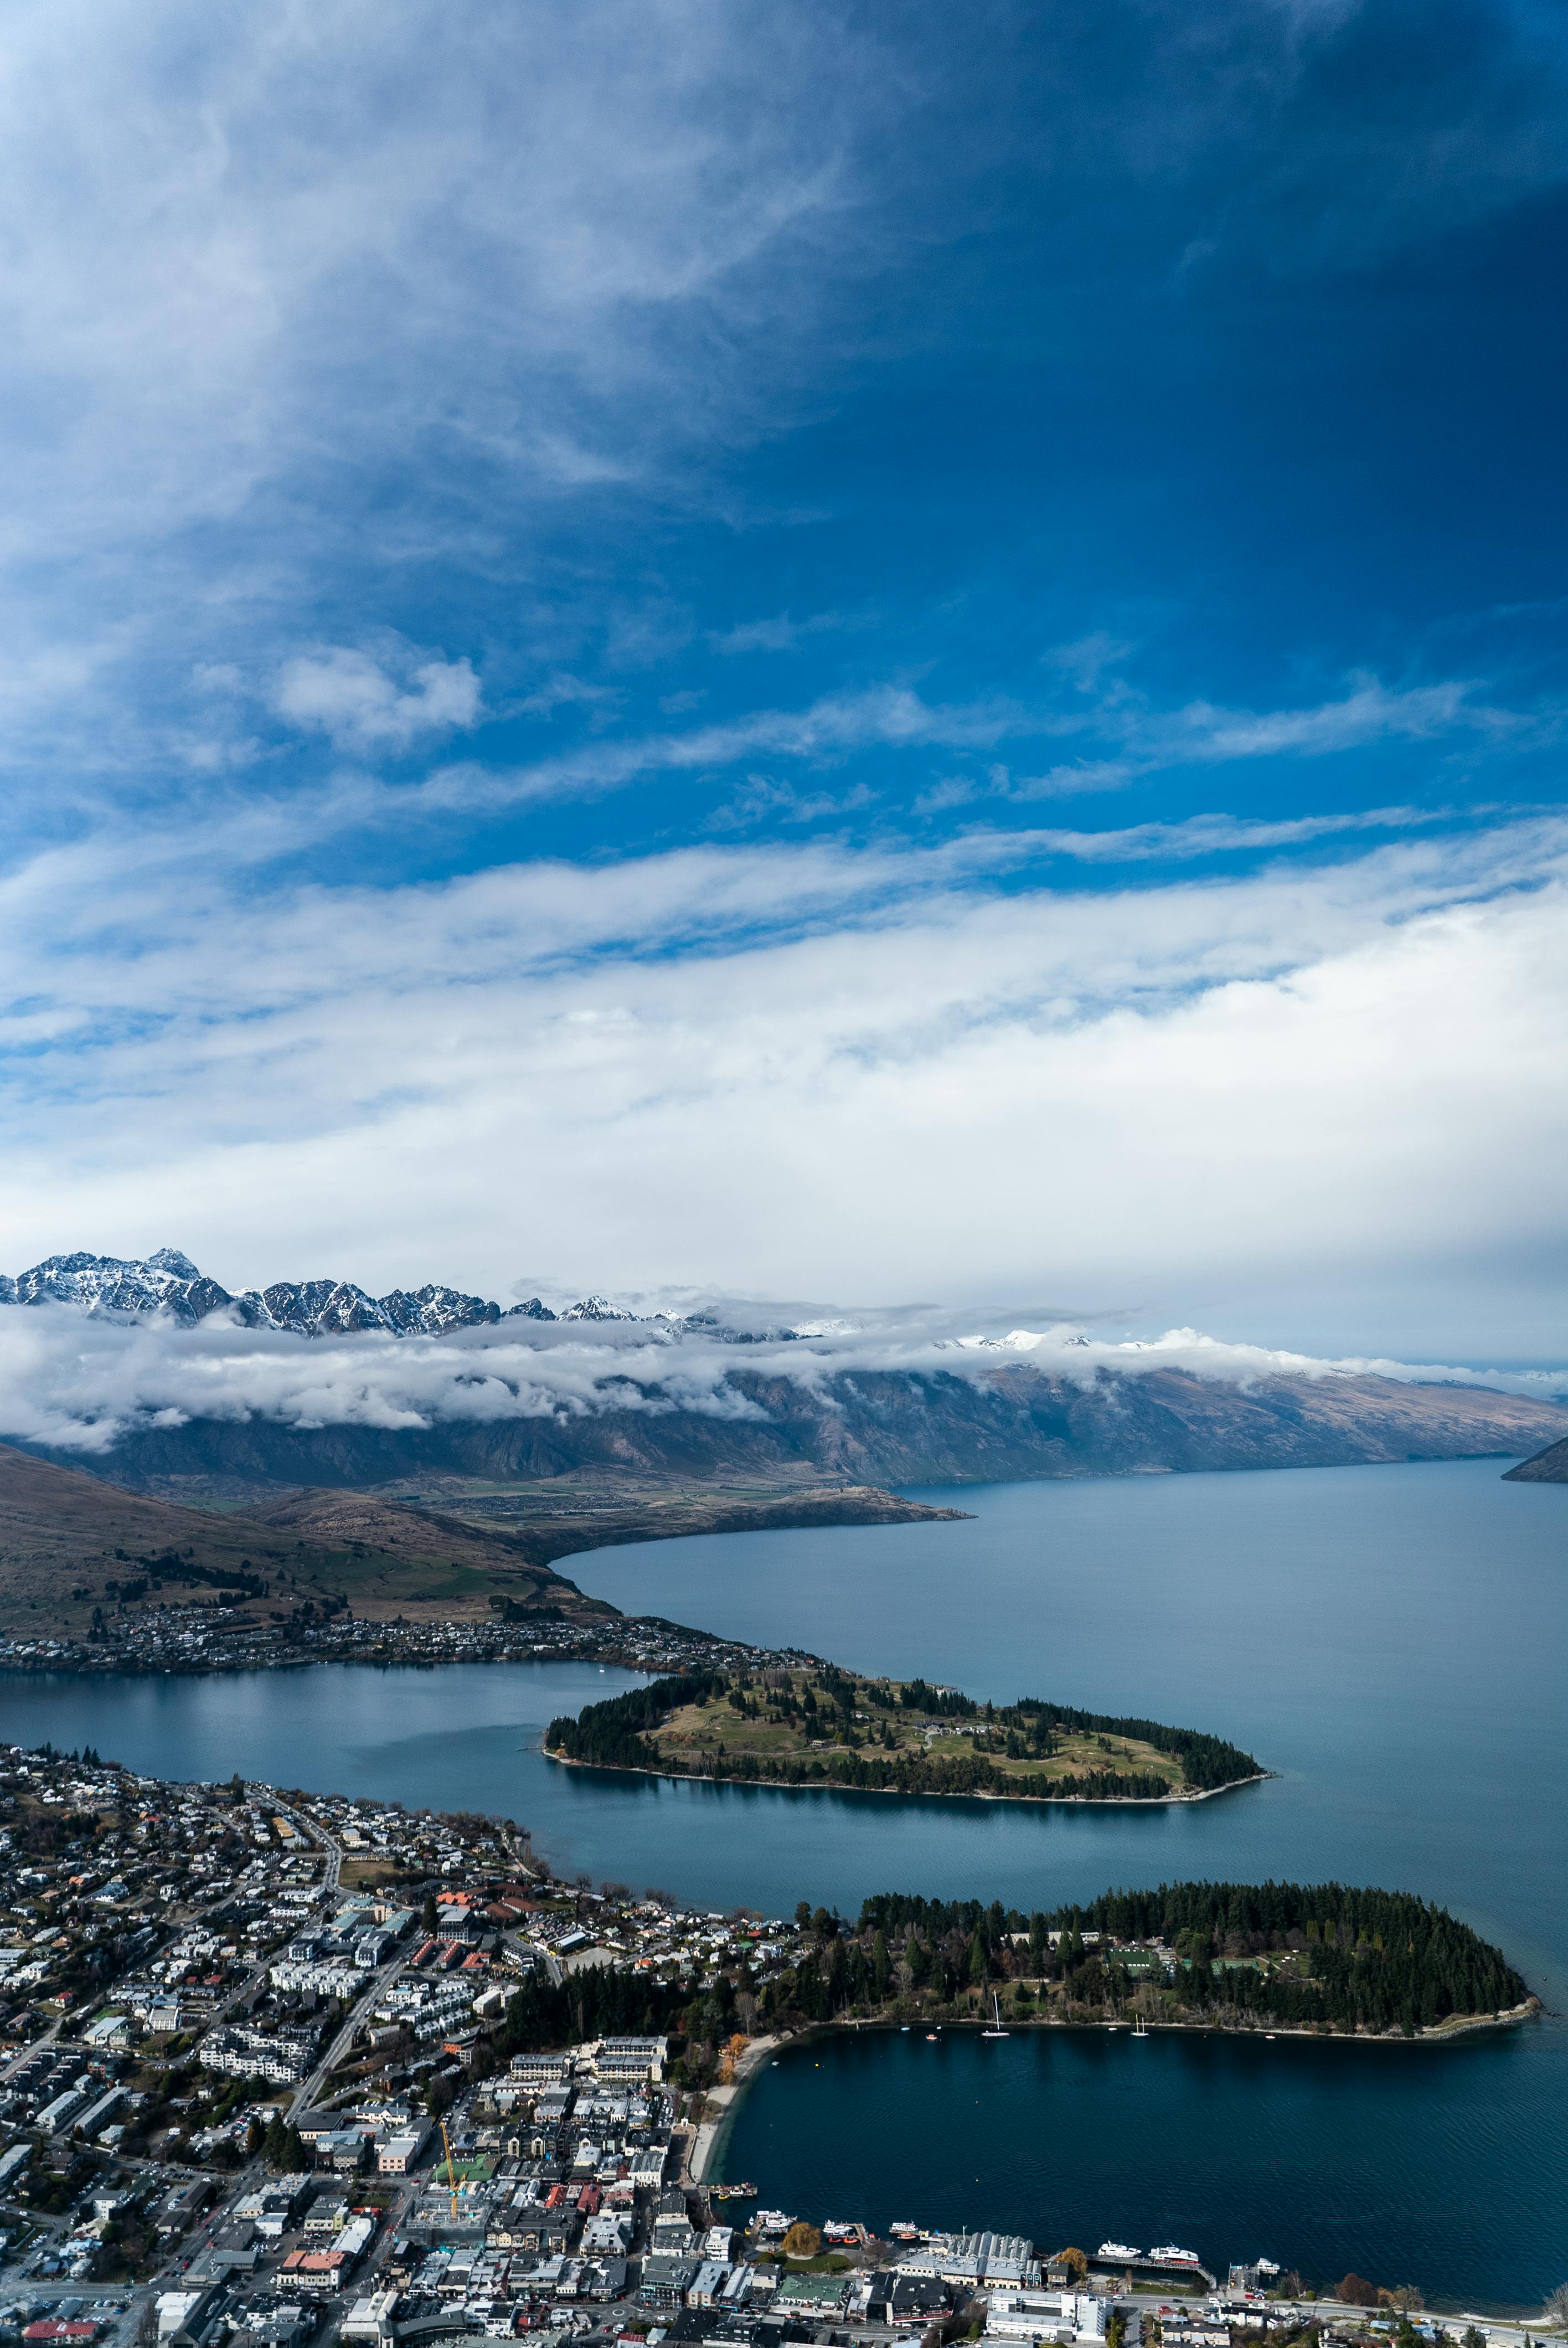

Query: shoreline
(700, 2000), (1545, 2174)
(543, 1747), (1273, 1808)
(687, 2033), (783, 2185)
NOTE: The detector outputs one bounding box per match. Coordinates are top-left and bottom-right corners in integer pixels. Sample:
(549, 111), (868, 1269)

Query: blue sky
(1, 0), (1566, 1361)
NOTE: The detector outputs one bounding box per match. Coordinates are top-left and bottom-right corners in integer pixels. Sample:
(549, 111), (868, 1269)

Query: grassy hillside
(548, 1664), (1263, 1803)
(0, 1443), (612, 1641)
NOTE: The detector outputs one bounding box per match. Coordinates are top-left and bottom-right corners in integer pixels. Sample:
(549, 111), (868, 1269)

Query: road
(272, 1799), (343, 1898)
(285, 1948), (410, 2125)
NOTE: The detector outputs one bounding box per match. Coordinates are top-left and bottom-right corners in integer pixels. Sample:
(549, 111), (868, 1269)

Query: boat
(889, 2223), (921, 2241)
(1099, 2243), (1141, 2262)
(925, 2031), (940, 2041)
(1133, 2017), (1149, 2037)
(1148, 2247), (1203, 2269)
(981, 1990), (1010, 2038)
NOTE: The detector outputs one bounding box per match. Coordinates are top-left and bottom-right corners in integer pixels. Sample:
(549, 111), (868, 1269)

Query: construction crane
(440, 2117), (459, 2220)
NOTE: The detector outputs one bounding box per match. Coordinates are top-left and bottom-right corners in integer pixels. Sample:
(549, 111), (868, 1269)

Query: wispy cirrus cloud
(385, 669), (1521, 818)
(1007, 675), (1524, 799)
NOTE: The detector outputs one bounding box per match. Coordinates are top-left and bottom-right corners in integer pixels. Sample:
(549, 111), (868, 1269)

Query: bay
(719, 2022), (1563, 2314)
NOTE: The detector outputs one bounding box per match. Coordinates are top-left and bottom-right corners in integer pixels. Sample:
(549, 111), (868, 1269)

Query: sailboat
(1132, 2015), (1149, 2038)
(982, 1991), (1010, 2038)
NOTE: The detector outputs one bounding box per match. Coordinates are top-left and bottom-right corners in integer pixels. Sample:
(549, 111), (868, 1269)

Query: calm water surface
(721, 2023), (1563, 2313)
(2, 1460), (1564, 2303)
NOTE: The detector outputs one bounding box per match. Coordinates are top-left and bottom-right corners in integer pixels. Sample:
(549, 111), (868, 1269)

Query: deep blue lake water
(720, 2021), (1564, 2316)
(2, 1459), (1564, 2306)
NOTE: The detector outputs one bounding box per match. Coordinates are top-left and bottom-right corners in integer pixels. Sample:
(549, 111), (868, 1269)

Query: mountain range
(0, 1247), (618, 1337)
(4, 1249), (1566, 1497)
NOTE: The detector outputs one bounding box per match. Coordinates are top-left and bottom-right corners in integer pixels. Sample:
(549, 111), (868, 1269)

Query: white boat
(981, 1990), (1010, 2038)
(890, 2223), (921, 2241)
(1133, 2017), (1149, 2037)
(1149, 2247), (1202, 2267)
(1099, 2243), (1141, 2262)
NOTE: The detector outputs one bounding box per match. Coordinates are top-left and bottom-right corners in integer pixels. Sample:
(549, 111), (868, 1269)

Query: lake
(2, 1458), (1565, 2305)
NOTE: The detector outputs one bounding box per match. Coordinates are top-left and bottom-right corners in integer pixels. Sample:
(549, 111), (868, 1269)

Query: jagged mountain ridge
(6, 1250), (1565, 1497)
(0, 1248), (634, 1338)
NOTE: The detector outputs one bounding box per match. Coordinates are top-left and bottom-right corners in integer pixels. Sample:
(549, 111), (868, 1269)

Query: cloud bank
(1, 811), (1567, 1361)
(0, 1300), (1559, 1455)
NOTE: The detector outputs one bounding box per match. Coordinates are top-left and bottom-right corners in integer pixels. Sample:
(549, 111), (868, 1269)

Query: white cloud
(0, 0), (895, 785)
(0, 1300), (1558, 1456)
(394, 668), (1524, 817)
(1160, 676), (1508, 760)
(0, 815), (1566, 1358)
(274, 648), (482, 752)
(420, 682), (1032, 811)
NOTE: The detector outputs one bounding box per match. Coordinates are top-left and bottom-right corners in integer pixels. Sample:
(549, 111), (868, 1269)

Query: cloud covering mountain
(0, 1253), (1560, 1464)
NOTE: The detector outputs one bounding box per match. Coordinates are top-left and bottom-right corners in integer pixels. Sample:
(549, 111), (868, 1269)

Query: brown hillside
(1502, 1435), (1568, 1484)
(0, 1442), (610, 1640)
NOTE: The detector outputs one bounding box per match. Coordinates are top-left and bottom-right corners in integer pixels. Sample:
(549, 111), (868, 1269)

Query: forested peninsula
(545, 1664), (1263, 1803)
(481, 1878), (1534, 2095)
(760, 1881), (1534, 2042)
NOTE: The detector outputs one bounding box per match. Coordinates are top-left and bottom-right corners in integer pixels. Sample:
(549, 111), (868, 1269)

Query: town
(0, 1747), (1544, 2348)
(0, 1616), (808, 1687)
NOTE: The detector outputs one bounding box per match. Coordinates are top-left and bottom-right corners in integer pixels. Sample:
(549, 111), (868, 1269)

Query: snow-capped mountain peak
(0, 1250), (581, 1337)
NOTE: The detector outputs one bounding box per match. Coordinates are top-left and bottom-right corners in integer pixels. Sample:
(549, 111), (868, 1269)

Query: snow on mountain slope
(0, 1249), (564, 1336)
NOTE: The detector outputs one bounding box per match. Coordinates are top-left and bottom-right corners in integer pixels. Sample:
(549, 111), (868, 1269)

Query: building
(376, 2126), (429, 2174)
(278, 2249), (349, 2294)
(638, 2256), (698, 2310)
(587, 2035), (668, 2084)
(342, 2293), (400, 2345)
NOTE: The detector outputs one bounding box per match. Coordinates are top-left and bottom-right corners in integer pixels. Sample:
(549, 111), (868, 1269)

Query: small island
(546, 1664), (1265, 1803)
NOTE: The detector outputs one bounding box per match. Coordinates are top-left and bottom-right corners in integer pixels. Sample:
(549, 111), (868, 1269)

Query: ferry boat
(1098, 2243), (1141, 2262)
(889, 2223), (922, 2242)
(1148, 2247), (1203, 2270)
